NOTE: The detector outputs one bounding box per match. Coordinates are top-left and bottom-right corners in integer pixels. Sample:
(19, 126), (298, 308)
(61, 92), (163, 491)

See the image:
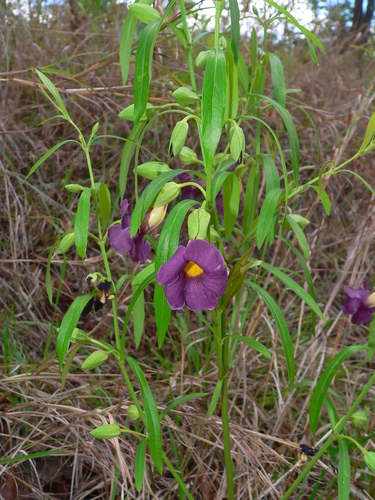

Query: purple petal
(163, 275), (185, 310)
(343, 285), (371, 301)
(108, 225), (133, 253)
(129, 233), (151, 263)
(156, 246), (187, 286)
(184, 240), (227, 275)
(120, 199), (131, 229)
(184, 278), (219, 311)
(215, 189), (224, 216)
(351, 307), (373, 325)
(343, 296), (361, 315)
(201, 268), (228, 298)
(178, 173), (192, 183)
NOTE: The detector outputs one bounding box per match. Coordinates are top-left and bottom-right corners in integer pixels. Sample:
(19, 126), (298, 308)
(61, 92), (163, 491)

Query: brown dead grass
(2, 3), (375, 498)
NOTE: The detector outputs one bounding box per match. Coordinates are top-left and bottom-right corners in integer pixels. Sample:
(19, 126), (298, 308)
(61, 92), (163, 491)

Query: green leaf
(120, 122), (144, 199)
(245, 279), (294, 388)
(313, 186), (331, 215)
(26, 140), (76, 179)
(263, 154), (280, 192)
(223, 173), (240, 239)
(130, 169), (184, 237)
(286, 214), (309, 259)
(35, 69), (70, 118)
(135, 438), (147, 492)
(45, 244), (55, 305)
(202, 48), (226, 171)
(126, 356), (163, 473)
(75, 189), (91, 260)
(268, 53), (286, 108)
(338, 439), (350, 500)
(160, 392), (207, 420)
(98, 183), (111, 229)
(56, 294), (92, 368)
(61, 344), (82, 390)
(256, 187), (282, 249)
(237, 50), (250, 93)
(228, 0), (240, 64)
(154, 200), (196, 347)
(165, 23), (187, 48)
(243, 164), (260, 235)
(129, 3), (161, 23)
(225, 51), (239, 127)
(228, 335), (271, 359)
(134, 20), (160, 124)
(309, 346), (370, 437)
(340, 169), (375, 198)
(358, 111), (375, 155)
(207, 380), (223, 417)
(132, 264), (156, 348)
(119, 0), (154, 85)
(364, 451), (375, 474)
(260, 261), (325, 321)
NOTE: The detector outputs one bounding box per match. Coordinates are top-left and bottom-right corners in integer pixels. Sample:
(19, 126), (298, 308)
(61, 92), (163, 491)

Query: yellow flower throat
(184, 261), (204, 277)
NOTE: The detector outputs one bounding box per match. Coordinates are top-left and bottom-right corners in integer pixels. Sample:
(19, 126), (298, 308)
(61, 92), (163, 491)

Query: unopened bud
(57, 232), (75, 254)
(367, 292), (375, 308)
(71, 327), (89, 343)
(352, 410), (369, 430)
(135, 161), (171, 180)
(141, 205), (167, 232)
(172, 87), (199, 107)
(119, 102), (154, 122)
(127, 404), (140, 421)
(219, 36), (227, 50)
(169, 120), (189, 157)
(82, 350), (108, 370)
(229, 124), (245, 164)
(179, 146), (198, 165)
(153, 182), (180, 207)
(195, 50), (210, 68)
(188, 208), (211, 240)
(91, 424), (122, 439)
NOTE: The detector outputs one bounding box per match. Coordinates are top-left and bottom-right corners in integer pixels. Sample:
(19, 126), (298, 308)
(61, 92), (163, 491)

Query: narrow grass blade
(309, 345), (370, 437)
(223, 173), (240, 239)
(338, 439), (350, 500)
(224, 51), (239, 123)
(228, 335), (271, 359)
(256, 187), (282, 249)
(154, 200), (196, 347)
(119, 122), (145, 199)
(260, 261), (325, 321)
(35, 69), (70, 118)
(229, 0), (240, 64)
(135, 438), (147, 492)
(126, 356), (163, 473)
(286, 214), (309, 259)
(245, 279), (294, 388)
(263, 154), (280, 191)
(269, 53), (286, 108)
(357, 111), (375, 155)
(26, 140), (76, 179)
(132, 264), (155, 348)
(57, 294), (92, 368)
(98, 182), (111, 229)
(160, 392), (207, 420)
(207, 380), (223, 417)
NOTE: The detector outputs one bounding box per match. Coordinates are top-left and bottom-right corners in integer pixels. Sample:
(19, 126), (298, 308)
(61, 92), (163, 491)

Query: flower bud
(91, 424), (122, 439)
(188, 208), (211, 240)
(367, 292), (375, 308)
(135, 161), (171, 180)
(352, 410), (369, 430)
(153, 182), (180, 207)
(169, 120), (189, 157)
(119, 102), (154, 122)
(127, 404), (140, 421)
(71, 327), (89, 343)
(82, 350), (108, 370)
(57, 232), (75, 254)
(172, 87), (199, 107)
(141, 204), (167, 232)
(64, 184), (85, 193)
(178, 146), (198, 165)
(219, 36), (227, 50)
(195, 50), (210, 68)
(229, 124), (245, 164)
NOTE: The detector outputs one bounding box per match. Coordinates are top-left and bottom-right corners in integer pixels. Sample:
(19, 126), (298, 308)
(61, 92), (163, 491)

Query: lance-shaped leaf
(75, 188), (91, 259)
(229, 0), (240, 64)
(202, 48), (226, 172)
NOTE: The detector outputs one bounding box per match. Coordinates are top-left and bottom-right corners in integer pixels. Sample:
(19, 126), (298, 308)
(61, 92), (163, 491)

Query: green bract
(178, 146), (198, 165)
(172, 87), (199, 107)
(57, 232), (75, 254)
(169, 120), (189, 157)
(82, 350), (108, 370)
(135, 161), (172, 180)
(188, 208), (211, 240)
(71, 327), (89, 343)
(153, 182), (180, 207)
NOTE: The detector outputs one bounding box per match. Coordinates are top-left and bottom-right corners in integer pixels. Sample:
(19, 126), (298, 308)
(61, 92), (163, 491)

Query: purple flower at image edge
(343, 281), (375, 325)
(156, 239), (228, 312)
(108, 199), (151, 263)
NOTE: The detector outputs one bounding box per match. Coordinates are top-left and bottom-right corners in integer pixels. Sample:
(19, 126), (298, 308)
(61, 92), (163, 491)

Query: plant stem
(162, 452), (194, 500)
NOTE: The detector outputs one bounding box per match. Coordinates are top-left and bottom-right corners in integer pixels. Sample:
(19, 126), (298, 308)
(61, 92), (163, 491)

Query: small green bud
(252, 5), (259, 16)
(153, 182), (180, 207)
(71, 327), (89, 343)
(365, 451), (375, 473)
(219, 36), (227, 50)
(178, 146), (198, 165)
(82, 350), (108, 370)
(195, 50), (210, 68)
(169, 120), (189, 157)
(127, 404), (140, 421)
(118, 103), (154, 122)
(352, 410), (369, 430)
(229, 124), (245, 164)
(135, 161), (172, 180)
(172, 87), (199, 107)
(188, 208), (211, 240)
(90, 423), (122, 439)
(91, 122), (99, 135)
(64, 184), (85, 193)
(208, 226), (220, 244)
(57, 232), (75, 254)
(128, 3), (161, 23)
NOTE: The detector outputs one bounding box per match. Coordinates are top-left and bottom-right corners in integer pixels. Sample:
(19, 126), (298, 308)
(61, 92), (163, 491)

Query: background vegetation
(2, 0), (375, 498)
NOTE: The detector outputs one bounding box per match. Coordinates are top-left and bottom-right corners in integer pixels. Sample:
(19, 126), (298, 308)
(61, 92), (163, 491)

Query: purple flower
(108, 199), (151, 263)
(156, 239), (228, 312)
(343, 281), (375, 325)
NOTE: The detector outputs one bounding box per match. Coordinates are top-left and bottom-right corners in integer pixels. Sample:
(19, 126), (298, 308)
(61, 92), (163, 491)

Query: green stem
(162, 452), (194, 500)
(179, 0), (196, 93)
(281, 370), (375, 499)
(214, 1), (221, 50)
(118, 361), (146, 427)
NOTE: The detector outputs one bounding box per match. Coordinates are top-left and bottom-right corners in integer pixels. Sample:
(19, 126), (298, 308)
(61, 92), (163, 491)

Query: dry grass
(2, 2), (375, 498)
